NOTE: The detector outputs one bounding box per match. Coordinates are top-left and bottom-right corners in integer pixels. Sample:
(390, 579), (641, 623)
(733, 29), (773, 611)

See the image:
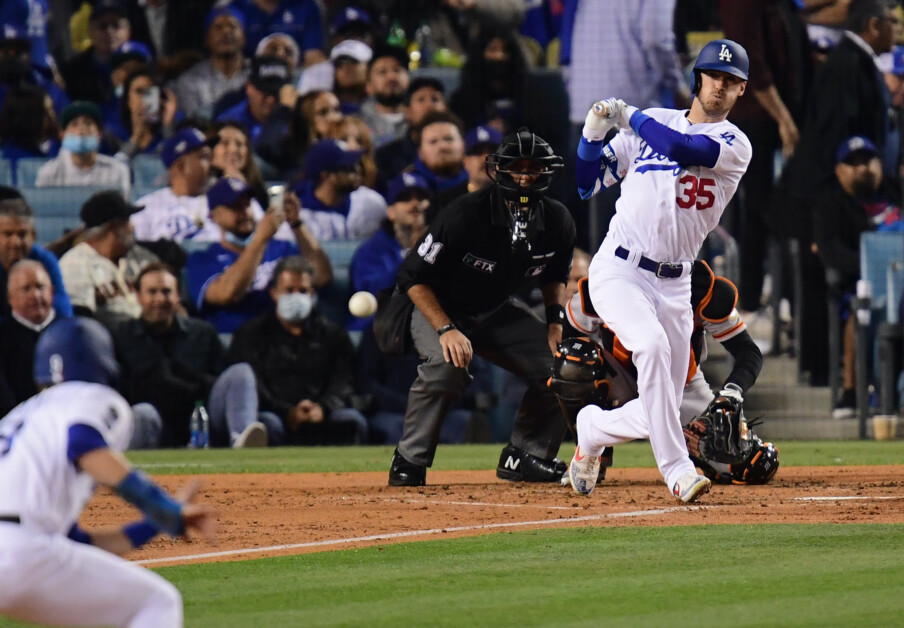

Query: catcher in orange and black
(549, 260), (779, 485)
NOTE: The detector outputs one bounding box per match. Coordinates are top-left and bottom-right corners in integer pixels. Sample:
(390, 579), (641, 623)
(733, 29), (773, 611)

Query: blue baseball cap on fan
(331, 6), (372, 35)
(302, 139), (364, 180)
(387, 172), (431, 204)
(464, 124), (503, 155)
(835, 136), (878, 164)
(203, 6), (246, 34)
(207, 176), (252, 209)
(161, 127), (218, 168)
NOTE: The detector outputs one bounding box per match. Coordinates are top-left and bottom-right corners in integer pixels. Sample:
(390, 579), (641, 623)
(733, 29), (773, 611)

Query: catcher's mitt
(683, 393), (746, 464)
(684, 392), (780, 485)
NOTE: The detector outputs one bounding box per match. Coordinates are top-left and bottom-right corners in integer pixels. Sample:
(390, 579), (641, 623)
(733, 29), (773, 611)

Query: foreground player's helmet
(692, 38), (749, 93)
(34, 317), (120, 387)
(486, 127), (563, 204)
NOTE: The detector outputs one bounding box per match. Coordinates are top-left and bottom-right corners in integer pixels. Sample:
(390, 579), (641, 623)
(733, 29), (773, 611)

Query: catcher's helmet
(486, 127), (563, 204)
(737, 441), (779, 485)
(692, 38), (748, 93)
(34, 317), (120, 388)
(550, 337), (604, 403)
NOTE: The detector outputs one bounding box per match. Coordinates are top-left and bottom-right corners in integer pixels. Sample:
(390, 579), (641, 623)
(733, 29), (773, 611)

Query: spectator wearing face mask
(35, 101), (131, 197)
(228, 255), (368, 445)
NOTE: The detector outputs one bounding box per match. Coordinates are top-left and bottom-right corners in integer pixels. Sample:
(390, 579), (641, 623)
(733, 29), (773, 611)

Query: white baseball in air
(348, 291), (378, 317)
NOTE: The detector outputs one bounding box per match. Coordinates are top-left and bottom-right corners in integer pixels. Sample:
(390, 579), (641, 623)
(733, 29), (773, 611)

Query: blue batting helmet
(692, 39), (749, 92)
(34, 317), (120, 387)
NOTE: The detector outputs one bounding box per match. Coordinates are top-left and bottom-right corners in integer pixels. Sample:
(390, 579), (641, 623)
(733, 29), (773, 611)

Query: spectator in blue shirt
(348, 171), (429, 331)
(216, 55), (292, 146)
(229, 0), (327, 68)
(290, 138), (387, 241)
(0, 186), (72, 320)
(185, 175), (331, 333)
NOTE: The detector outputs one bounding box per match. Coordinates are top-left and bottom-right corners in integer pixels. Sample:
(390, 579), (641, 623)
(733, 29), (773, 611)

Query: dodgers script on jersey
(0, 383), (133, 535)
(596, 108), (751, 262)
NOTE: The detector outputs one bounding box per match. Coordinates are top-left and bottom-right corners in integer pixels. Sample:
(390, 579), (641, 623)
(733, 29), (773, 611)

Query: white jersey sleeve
(702, 307), (746, 343)
(565, 289), (604, 342)
(0, 383), (134, 535)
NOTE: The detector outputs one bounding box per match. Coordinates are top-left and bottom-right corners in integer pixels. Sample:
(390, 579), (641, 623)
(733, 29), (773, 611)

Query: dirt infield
(81, 466), (904, 566)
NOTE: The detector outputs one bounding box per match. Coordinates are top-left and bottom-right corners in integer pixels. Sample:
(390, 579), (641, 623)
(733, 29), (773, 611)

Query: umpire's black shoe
(389, 448), (426, 486)
(496, 443), (567, 482)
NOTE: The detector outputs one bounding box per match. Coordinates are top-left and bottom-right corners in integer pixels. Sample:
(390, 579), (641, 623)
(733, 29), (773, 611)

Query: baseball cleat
(568, 446), (601, 496)
(388, 449), (426, 486)
(495, 443), (567, 482)
(672, 472), (712, 503)
(234, 422), (267, 448)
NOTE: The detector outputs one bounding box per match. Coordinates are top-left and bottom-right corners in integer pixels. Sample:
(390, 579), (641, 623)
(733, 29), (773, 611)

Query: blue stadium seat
(0, 158), (10, 186)
(15, 157), (51, 187)
(132, 185), (160, 203)
(316, 239), (365, 325)
(22, 186), (106, 244)
(411, 68), (461, 98)
(321, 239), (364, 267)
(131, 154), (167, 189)
(860, 231), (904, 323)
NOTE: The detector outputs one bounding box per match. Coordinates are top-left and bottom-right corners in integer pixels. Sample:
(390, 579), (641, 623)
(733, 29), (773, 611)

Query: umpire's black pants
(398, 298), (566, 467)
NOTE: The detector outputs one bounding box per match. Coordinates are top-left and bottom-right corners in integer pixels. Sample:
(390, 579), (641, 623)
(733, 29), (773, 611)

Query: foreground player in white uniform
(0, 318), (217, 627)
(570, 39), (753, 502)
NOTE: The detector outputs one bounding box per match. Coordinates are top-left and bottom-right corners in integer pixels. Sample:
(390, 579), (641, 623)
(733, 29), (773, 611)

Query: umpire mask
(486, 127), (563, 207)
(277, 292), (316, 323)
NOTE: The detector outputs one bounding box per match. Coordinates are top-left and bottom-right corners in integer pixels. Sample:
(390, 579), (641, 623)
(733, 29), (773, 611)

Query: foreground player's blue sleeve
(628, 110), (720, 167)
(67, 424), (108, 465)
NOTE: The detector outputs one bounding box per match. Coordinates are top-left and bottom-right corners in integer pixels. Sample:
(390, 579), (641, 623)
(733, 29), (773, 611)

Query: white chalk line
(402, 499), (582, 511)
(139, 463), (216, 468)
(135, 505), (699, 566)
(794, 496), (904, 502)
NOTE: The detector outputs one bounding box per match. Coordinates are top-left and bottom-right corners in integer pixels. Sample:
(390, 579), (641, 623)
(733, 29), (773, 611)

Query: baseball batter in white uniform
(568, 39), (753, 502)
(0, 318), (216, 627)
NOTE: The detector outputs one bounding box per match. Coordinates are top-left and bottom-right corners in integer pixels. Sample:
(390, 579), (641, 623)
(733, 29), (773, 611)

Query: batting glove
(582, 97), (620, 141)
(614, 100), (639, 130)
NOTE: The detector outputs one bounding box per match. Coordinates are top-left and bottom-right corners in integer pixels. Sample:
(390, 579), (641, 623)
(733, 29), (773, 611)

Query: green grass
(125, 440), (904, 475)
(147, 525), (904, 627)
(2, 442), (904, 628)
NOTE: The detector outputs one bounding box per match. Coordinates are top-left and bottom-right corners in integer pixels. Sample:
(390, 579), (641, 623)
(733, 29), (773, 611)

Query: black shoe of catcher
(388, 448), (426, 486)
(496, 443), (567, 482)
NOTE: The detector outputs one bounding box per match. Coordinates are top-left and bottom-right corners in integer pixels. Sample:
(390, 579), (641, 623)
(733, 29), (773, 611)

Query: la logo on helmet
(718, 44), (732, 62)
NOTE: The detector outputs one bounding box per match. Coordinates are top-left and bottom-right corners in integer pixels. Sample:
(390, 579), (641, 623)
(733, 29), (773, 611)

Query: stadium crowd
(1, 0), (903, 445)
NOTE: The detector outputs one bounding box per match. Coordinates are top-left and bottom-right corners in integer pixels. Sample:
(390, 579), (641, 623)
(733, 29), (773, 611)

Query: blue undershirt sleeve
(67, 523), (92, 545)
(576, 137), (604, 198)
(67, 424), (109, 465)
(628, 110), (720, 168)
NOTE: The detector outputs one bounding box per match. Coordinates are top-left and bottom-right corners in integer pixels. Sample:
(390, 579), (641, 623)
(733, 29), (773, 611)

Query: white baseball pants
(580, 241), (698, 489)
(0, 524), (182, 627)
